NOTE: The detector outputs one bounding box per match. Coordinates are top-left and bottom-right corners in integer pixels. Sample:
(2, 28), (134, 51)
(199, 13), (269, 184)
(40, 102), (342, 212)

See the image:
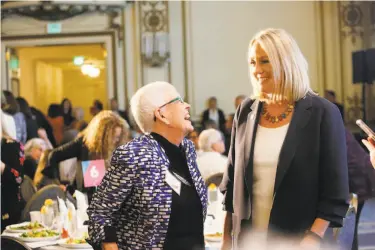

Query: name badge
(165, 171), (181, 195)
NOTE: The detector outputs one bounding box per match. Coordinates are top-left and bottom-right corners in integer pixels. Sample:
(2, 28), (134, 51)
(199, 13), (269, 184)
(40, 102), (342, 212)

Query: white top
(208, 109), (219, 127)
(252, 124), (289, 233)
(1, 110), (17, 139)
(196, 151), (227, 181)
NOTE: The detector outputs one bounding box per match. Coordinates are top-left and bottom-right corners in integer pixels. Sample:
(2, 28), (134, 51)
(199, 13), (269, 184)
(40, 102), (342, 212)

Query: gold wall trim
(319, 1), (327, 93)
(181, 1), (189, 102)
(121, 9), (129, 109)
(137, 2), (145, 86)
(111, 32), (118, 100)
(166, 1), (172, 83)
(337, 2), (345, 106)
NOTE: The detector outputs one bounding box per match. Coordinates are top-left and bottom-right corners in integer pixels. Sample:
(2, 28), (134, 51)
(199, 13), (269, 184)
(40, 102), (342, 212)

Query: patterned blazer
(87, 134), (208, 250)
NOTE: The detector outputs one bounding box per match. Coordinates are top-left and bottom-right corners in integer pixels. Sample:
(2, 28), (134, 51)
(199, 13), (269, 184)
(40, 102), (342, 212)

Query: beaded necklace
(261, 103), (294, 123)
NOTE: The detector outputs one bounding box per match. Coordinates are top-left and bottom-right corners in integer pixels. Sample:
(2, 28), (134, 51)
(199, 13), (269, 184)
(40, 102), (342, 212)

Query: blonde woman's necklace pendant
(261, 104), (294, 123)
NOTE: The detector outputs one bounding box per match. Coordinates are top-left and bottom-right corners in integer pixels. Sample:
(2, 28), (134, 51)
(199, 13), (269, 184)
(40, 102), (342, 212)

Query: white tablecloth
(2, 231), (93, 250)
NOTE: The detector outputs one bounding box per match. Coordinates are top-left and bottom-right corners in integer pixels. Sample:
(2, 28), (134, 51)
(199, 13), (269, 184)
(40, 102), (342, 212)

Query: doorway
(1, 32), (117, 122)
(17, 44), (107, 122)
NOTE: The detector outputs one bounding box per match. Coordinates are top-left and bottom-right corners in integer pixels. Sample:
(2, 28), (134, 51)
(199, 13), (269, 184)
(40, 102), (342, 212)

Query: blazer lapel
(183, 141), (208, 218)
(243, 100), (263, 193)
(273, 95), (312, 194)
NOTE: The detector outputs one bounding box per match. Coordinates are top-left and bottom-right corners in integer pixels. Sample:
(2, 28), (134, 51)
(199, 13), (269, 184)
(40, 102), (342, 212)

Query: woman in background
(16, 97), (39, 141)
(61, 98), (75, 128)
(47, 104), (64, 145)
(42, 110), (129, 201)
(34, 149), (64, 190)
(1, 128), (25, 232)
(3, 90), (27, 144)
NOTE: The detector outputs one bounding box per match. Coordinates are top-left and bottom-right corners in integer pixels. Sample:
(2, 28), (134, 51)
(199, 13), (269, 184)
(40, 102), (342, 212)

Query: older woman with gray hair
(196, 128), (227, 181)
(87, 81), (207, 250)
(23, 138), (49, 179)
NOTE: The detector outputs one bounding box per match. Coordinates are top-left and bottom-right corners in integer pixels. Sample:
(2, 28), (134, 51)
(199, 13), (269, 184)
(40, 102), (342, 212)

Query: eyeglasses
(154, 96), (184, 121)
(158, 96), (184, 109)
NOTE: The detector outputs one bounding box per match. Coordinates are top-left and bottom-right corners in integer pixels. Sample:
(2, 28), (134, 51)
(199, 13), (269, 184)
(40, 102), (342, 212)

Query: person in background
(87, 81), (207, 250)
(363, 137), (375, 169)
(47, 104), (64, 146)
(23, 138), (48, 179)
(201, 97), (226, 134)
(90, 100), (103, 117)
(16, 97), (39, 141)
(1, 128), (25, 232)
(1, 92), (17, 140)
(224, 114), (234, 156)
(42, 110), (129, 201)
(187, 130), (200, 150)
(345, 129), (375, 250)
(72, 107), (88, 132)
(324, 90), (344, 121)
(110, 98), (132, 129)
(61, 98), (75, 128)
(203, 119), (219, 130)
(234, 95), (246, 111)
(221, 28), (349, 249)
(33, 150), (65, 191)
(196, 128), (227, 181)
(3, 90), (27, 144)
(30, 106), (56, 147)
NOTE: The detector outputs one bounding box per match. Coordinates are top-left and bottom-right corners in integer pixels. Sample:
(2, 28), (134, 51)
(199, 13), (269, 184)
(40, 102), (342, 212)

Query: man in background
(109, 98), (132, 129)
(324, 90), (344, 121)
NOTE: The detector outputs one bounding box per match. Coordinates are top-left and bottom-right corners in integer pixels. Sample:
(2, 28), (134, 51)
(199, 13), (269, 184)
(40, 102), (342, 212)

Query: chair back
(1, 236), (32, 250)
(20, 175), (37, 203)
(333, 193), (357, 250)
(21, 184), (65, 221)
(205, 173), (224, 187)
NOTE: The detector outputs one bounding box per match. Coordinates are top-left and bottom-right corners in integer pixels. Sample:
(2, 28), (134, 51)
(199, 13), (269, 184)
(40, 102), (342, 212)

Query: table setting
(2, 191), (92, 250)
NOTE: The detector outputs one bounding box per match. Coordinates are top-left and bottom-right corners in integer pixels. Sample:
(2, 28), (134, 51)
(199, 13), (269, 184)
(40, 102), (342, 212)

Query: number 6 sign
(82, 160), (106, 187)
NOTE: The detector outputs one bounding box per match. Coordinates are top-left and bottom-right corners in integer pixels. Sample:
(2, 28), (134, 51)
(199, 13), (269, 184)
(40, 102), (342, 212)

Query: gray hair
(130, 81), (176, 133)
(73, 107), (85, 121)
(24, 138), (46, 156)
(198, 129), (223, 152)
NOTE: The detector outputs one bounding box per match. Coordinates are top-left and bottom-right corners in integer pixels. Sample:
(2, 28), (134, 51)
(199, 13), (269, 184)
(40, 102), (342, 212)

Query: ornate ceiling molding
(1, 1), (129, 21)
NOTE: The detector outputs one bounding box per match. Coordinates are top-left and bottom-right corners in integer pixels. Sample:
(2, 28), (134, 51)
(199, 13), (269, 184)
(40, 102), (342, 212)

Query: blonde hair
(34, 149), (52, 187)
(80, 110), (130, 162)
(248, 28), (314, 103)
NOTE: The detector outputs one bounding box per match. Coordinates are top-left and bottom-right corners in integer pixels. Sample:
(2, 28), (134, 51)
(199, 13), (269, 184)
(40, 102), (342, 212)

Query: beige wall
(62, 69), (107, 122)
(35, 61), (63, 114)
(166, 1), (322, 117)
(16, 45), (106, 119)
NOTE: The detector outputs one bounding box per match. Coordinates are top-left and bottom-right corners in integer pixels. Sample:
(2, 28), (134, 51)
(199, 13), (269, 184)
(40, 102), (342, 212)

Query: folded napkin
(57, 197), (68, 231)
(74, 190), (89, 228)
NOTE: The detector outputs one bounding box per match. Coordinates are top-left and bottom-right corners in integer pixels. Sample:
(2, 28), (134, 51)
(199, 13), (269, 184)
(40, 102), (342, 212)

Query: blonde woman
(33, 150), (62, 190)
(220, 29), (349, 249)
(42, 110), (130, 201)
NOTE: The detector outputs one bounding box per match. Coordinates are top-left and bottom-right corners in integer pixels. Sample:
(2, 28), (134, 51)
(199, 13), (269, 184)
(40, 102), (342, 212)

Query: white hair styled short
(130, 81), (176, 133)
(198, 129), (223, 152)
(248, 28), (314, 102)
(24, 138), (47, 157)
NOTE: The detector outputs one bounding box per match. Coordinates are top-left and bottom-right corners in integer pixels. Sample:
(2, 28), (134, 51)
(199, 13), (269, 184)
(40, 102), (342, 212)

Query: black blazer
(222, 94), (349, 238)
(201, 109), (226, 133)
